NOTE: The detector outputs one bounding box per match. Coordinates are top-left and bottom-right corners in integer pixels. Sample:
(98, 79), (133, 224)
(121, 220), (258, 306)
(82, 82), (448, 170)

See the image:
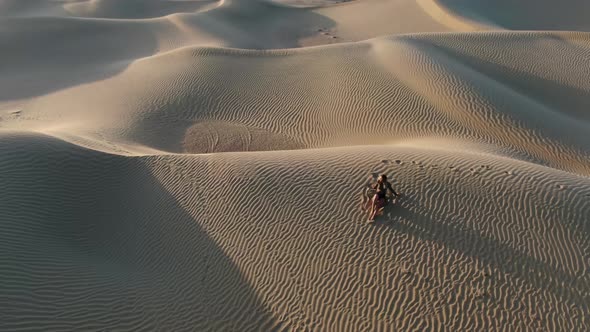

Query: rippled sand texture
(1, 0), (589, 331)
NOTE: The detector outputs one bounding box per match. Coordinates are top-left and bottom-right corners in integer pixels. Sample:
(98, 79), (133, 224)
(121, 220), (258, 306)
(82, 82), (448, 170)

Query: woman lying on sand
(366, 174), (400, 222)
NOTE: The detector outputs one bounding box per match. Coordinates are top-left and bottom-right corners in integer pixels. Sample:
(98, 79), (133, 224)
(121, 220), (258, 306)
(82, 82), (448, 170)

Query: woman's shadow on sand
(374, 194), (587, 309)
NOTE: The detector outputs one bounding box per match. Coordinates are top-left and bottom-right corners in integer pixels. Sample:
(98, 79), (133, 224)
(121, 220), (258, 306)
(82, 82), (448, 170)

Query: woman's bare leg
(370, 204), (380, 220)
(368, 197), (377, 220)
(363, 198), (371, 211)
(362, 188), (372, 211)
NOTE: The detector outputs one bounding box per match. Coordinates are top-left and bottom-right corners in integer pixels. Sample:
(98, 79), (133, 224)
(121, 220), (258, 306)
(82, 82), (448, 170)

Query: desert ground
(0, 0), (589, 330)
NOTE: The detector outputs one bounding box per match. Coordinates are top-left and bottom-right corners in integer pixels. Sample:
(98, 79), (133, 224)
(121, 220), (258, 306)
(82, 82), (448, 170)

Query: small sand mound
(183, 121), (304, 153)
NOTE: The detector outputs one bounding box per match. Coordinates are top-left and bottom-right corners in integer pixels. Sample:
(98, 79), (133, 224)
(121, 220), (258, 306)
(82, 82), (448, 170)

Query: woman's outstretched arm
(387, 182), (399, 197)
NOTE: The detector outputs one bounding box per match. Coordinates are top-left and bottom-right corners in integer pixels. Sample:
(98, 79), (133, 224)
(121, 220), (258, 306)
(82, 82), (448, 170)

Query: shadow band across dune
(437, 0), (590, 31)
(0, 133), (277, 331)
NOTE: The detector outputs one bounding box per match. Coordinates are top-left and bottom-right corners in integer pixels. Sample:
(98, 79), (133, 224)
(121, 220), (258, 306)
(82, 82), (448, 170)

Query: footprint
(401, 265), (412, 275)
(381, 159), (389, 164)
(395, 160), (403, 165)
(557, 184), (566, 190)
(481, 269), (492, 278)
(505, 170), (515, 176)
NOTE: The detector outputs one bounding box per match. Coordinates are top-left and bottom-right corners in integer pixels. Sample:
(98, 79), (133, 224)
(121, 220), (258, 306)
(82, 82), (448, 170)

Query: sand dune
(7, 33), (590, 172)
(1, 0), (589, 330)
(438, 0), (590, 31)
(0, 0), (217, 18)
(1, 132), (588, 330)
(64, 0), (218, 19)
